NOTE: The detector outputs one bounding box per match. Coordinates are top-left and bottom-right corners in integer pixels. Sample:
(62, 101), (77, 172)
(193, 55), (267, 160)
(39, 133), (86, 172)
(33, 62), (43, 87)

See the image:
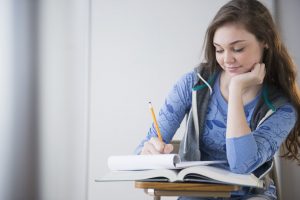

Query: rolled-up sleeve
(226, 104), (296, 173)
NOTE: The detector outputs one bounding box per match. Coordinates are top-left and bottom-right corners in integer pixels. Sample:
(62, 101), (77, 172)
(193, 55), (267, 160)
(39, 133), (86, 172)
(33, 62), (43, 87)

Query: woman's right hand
(140, 137), (174, 155)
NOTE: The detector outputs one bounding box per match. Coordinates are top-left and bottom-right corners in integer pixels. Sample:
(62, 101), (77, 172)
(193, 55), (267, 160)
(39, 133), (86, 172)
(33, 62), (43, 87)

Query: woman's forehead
(213, 24), (256, 46)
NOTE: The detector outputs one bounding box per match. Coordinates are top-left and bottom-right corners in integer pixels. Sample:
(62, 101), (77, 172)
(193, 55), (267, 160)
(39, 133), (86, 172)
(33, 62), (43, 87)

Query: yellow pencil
(148, 102), (163, 141)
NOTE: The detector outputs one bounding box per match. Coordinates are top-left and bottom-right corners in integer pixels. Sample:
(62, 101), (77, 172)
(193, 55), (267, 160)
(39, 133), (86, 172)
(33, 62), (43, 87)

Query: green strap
(192, 72), (218, 91)
(262, 85), (276, 111)
(192, 73), (276, 112)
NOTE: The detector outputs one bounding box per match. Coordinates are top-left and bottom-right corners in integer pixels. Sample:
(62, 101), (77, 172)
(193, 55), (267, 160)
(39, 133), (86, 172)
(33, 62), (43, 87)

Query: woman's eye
(216, 49), (224, 53)
(233, 48), (244, 52)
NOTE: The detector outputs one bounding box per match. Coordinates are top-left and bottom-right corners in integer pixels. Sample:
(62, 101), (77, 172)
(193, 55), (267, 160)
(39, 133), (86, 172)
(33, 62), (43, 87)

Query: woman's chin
(225, 70), (242, 77)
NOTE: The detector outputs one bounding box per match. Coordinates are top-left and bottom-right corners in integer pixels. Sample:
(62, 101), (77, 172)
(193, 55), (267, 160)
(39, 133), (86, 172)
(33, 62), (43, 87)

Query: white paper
(175, 160), (226, 168)
(108, 154), (180, 171)
(107, 154), (226, 171)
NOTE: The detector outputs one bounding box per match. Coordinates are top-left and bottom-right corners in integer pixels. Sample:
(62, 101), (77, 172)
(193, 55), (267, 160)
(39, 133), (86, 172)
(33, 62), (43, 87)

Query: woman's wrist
(228, 80), (244, 97)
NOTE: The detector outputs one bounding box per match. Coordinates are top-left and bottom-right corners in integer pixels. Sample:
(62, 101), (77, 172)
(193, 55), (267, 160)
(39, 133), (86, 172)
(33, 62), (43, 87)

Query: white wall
(88, 1), (227, 200)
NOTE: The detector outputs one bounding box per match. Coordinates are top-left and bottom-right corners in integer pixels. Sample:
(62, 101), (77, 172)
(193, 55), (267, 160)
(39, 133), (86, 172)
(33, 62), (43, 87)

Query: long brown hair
(203, 0), (300, 163)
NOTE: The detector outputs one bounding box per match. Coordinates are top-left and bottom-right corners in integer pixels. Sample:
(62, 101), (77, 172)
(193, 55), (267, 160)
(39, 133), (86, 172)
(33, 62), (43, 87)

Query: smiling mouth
(227, 65), (241, 69)
(226, 65), (240, 69)
(226, 66), (241, 72)
(228, 67), (238, 70)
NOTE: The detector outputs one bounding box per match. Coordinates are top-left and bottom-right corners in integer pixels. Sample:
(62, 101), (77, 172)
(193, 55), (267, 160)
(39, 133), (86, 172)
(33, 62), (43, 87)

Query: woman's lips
(227, 66), (241, 72)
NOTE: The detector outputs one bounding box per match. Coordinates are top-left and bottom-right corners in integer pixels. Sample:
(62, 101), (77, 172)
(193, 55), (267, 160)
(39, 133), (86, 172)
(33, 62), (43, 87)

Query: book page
(178, 166), (264, 188)
(176, 160), (226, 168)
(108, 154), (180, 171)
(97, 168), (179, 182)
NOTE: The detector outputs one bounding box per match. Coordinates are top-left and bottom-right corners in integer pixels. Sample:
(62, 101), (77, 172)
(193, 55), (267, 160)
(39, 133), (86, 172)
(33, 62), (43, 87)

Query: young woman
(135, 0), (300, 199)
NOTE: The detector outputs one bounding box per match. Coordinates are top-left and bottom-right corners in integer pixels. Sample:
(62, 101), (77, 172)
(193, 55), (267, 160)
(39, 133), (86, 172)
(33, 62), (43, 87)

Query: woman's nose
(224, 51), (235, 63)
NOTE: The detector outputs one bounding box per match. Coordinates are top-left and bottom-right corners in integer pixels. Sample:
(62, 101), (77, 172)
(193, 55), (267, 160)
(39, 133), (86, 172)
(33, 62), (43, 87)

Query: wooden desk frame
(135, 181), (241, 200)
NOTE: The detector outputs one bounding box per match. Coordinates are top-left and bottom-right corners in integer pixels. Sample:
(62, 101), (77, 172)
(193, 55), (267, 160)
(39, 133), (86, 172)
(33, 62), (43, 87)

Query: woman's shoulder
(176, 64), (215, 87)
(277, 103), (297, 117)
(177, 69), (198, 85)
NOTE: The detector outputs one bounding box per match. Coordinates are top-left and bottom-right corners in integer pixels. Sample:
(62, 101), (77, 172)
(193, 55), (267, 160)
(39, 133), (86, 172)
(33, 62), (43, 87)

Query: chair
(269, 154), (281, 200)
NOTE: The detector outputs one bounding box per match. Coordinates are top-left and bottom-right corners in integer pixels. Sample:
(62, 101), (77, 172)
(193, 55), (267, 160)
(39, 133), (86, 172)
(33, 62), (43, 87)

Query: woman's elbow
(229, 164), (253, 174)
(228, 158), (260, 174)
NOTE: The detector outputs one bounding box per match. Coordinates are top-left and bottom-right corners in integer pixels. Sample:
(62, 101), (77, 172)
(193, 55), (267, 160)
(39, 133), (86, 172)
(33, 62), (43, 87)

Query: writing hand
(140, 137), (174, 155)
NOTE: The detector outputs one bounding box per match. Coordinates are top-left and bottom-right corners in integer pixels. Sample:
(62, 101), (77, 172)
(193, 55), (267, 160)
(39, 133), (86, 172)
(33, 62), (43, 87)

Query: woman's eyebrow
(213, 40), (246, 46)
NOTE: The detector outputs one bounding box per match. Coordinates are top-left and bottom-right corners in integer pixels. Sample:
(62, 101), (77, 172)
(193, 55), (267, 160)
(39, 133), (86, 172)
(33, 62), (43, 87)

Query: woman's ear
(264, 43), (269, 49)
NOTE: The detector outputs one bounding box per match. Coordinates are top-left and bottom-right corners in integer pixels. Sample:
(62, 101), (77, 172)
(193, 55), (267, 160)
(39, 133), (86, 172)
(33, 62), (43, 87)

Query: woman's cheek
(216, 55), (223, 67)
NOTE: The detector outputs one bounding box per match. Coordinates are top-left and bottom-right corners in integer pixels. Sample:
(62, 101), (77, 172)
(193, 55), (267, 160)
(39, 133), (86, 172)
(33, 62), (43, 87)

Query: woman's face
(213, 23), (266, 77)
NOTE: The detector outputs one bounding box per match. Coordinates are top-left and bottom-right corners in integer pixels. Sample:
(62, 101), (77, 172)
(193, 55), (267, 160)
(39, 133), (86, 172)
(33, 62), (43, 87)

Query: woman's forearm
(226, 85), (251, 138)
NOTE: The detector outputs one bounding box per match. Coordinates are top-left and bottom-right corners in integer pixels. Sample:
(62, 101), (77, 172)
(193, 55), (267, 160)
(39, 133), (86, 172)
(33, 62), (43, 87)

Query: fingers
(255, 63), (266, 84)
(141, 141), (160, 154)
(251, 63), (265, 84)
(149, 137), (165, 152)
(163, 144), (174, 154)
(259, 63), (266, 82)
(140, 137), (174, 155)
(230, 63), (266, 91)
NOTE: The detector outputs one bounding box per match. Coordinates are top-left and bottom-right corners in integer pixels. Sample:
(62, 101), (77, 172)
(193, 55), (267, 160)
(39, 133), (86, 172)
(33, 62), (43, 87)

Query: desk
(135, 181), (241, 200)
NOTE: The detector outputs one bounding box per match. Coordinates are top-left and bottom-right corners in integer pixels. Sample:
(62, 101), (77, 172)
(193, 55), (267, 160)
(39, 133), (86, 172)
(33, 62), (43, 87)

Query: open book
(107, 154), (226, 170)
(96, 154), (266, 188)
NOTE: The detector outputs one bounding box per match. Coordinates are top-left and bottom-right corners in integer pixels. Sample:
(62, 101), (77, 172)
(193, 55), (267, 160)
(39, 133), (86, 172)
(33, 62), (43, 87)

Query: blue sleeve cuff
(226, 133), (258, 173)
